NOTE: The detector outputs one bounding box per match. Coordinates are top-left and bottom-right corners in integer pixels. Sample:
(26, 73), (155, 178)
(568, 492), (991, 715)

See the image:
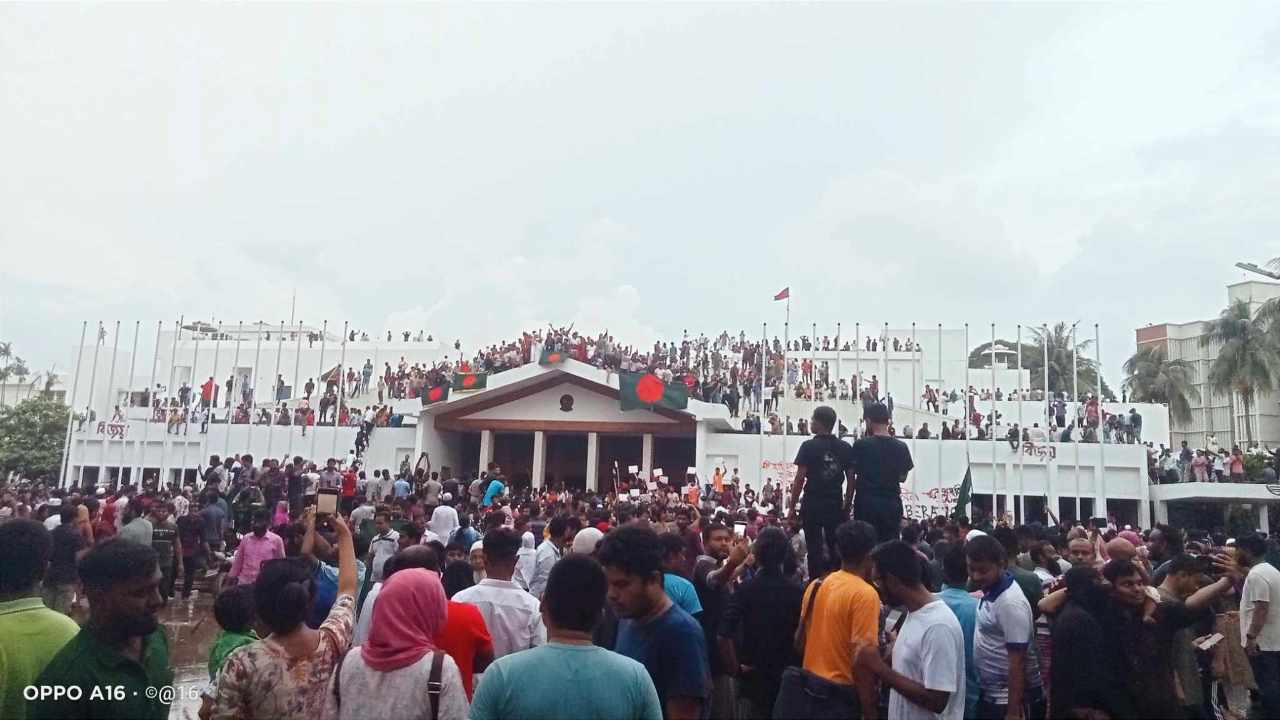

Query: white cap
(965, 529), (987, 541)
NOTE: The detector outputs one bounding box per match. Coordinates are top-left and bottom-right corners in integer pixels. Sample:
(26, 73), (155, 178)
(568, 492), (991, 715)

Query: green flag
(539, 347), (568, 366)
(619, 371), (689, 411)
(451, 372), (488, 391)
(953, 466), (972, 520)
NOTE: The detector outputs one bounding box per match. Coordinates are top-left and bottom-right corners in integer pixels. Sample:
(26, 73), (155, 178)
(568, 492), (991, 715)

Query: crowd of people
(7, 400), (1280, 719)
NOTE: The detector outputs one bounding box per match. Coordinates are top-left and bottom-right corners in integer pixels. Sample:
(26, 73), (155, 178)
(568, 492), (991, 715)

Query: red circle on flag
(463, 375), (477, 388)
(428, 387), (443, 401)
(635, 374), (665, 404)
(547, 352), (562, 363)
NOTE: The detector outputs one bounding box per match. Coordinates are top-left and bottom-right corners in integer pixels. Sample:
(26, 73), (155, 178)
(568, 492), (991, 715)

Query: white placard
(647, 481), (658, 492)
(653, 468), (663, 478)
(628, 465), (639, 474)
(629, 489), (640, 498)
(687, 466), (698, 475)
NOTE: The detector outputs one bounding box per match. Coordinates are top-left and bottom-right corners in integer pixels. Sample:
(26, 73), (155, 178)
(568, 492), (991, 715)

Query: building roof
(420, 358), (736, 430)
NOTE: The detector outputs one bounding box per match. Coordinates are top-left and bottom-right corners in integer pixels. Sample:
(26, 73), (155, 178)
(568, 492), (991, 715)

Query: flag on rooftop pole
(422, 384), (450, 406)
(619, 371), (689, 411)
(539, 347), (568, 366)
(774, 287), (790, 301)
(452, 372), (488, 391)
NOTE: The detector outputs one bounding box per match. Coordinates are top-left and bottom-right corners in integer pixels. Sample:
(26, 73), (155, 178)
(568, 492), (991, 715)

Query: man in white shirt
(528, 514), (581, 598)
(453, 527), (547, 659)
(369, 511), (400, 582)
(43, 498), (64, 530)
(856, 541), (965, 720)
(1237, 533), (1280, 718)
(967, 534), (1037, 719)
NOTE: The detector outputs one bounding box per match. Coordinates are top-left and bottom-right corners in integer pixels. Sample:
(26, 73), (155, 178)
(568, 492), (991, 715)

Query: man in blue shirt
(938, 543), (980, 718)
(392, 473), (411, 499)
(600, 525), (711, 720)
(482, 465), (506, 508)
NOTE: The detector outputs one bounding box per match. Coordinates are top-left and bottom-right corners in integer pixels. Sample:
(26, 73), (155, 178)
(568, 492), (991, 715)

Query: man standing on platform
(789, 405), (854, 577)
(850, 402), (913, 542)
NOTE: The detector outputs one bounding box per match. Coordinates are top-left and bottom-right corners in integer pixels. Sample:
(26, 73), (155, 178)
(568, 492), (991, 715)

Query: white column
(642, 433), (654, 482)
(479, 429), (494, 474)
(695, 421), (709, 482)
(1138, 497), (1152, 530)
(1259, 505), (1270, 535)
(532, 431), (546, 490)
(1154, 500), (1169, 525)
(586, 432), (599, 492)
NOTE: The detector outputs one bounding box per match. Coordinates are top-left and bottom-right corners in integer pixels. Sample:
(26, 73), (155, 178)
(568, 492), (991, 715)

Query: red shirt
(341, 471), (357, 497)
(435, 600), (492, 699)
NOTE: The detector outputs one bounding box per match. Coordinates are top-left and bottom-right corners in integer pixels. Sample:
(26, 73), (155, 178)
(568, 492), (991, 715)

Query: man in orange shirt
(777, 519), (881, 718)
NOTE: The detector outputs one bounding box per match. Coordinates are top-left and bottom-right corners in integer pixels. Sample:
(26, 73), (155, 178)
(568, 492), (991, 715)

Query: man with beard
(31, 539), (173, 719)
(855, 540), (965, 720)
(227, 507), (284, 586)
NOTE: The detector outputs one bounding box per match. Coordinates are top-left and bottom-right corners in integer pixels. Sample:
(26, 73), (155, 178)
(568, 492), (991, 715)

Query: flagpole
(910, 322), (917, 438)
(964, 322), (971, 512)
(225, 322), (243, 459)
(332, 321), (349, 462)
(882, 322), (889, 406)
(288, 321), (303, 460)
(854, 322), (861, 434)
(248, 322), (264, 464)
(836, 322), (842, 419)
(1073, 323), (1080, 522)
(59, 321), (88, 489)
(267, 322), (285, 462)
(1096, 323), (1104, 521)
(209, 322), (223, 444)
(937, 322), (943, 501)
(178, 330), (199, 489)
(810, 322), (817, 421)
(120, 321), (140, 487)
(137, 321), (161, 483)
(759, 322), (766, 488)
(991, 322), (999, 521)
(310, 320), (327, 463)
(1017, 324), (1025, 523)
(157, 318), (182, 490)
(77, 323), (103, 491)
(98, 321), (121, 489)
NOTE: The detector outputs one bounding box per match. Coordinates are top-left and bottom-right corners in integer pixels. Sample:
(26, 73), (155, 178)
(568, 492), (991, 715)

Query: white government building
(49, 320), (1277, 534)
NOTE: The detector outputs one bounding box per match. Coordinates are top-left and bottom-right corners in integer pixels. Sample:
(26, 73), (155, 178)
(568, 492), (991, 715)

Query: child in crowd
(200, 584), (260, 717)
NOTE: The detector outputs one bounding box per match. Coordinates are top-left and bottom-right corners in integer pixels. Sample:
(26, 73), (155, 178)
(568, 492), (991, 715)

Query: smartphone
(1196, 633), (1224, 651)
(1090, 517), (1108, 530)
(316, 488), (339, 516)
(734, 522), (747, 538)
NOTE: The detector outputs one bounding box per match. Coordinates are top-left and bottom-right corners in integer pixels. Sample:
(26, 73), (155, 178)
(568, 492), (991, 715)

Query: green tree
(0, 339), (28, 385)
(1122, 344), (1200, 425)
(1201, 299), (1278, 448)
(0, 395), (68, 480)
(968, 323), (1115, 400)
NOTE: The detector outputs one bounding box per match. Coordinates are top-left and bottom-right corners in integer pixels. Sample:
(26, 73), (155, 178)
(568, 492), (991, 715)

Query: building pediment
(431, 372), (694, 435)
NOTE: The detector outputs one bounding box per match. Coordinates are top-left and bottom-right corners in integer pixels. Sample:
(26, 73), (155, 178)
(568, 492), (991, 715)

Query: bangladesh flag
(619, 371), (689, 411)
(421, 384), (450, 406)
(952, 466), (972, 520)
(539, 347), (568, 366)
(452, 372), (488, 391)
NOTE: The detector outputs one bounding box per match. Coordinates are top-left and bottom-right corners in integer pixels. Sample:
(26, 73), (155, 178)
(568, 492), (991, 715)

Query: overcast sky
(3, 3), (1280, 385)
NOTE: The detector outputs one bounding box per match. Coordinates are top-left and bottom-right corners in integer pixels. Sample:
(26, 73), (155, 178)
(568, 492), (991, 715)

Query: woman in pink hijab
(324, 568), (469, 720)
(272, 500), (290, 528)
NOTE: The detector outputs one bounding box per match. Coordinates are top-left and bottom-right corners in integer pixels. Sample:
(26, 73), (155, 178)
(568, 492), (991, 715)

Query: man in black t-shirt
(850, 402), (913, 541)
(789, 405), (854, 577)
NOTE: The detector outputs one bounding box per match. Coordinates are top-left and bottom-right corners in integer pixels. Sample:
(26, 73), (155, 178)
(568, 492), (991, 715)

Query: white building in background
(0, 372), (67, 406)
(53, 318), (1274, 532)
(1136, 280), (1280, 450)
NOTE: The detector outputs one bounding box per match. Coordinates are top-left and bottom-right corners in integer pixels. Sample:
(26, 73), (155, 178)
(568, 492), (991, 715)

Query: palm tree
(1201, 299), (1278, 447)
(1027, 323), (1112, 399)
(1122, 344), (1199, 425)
